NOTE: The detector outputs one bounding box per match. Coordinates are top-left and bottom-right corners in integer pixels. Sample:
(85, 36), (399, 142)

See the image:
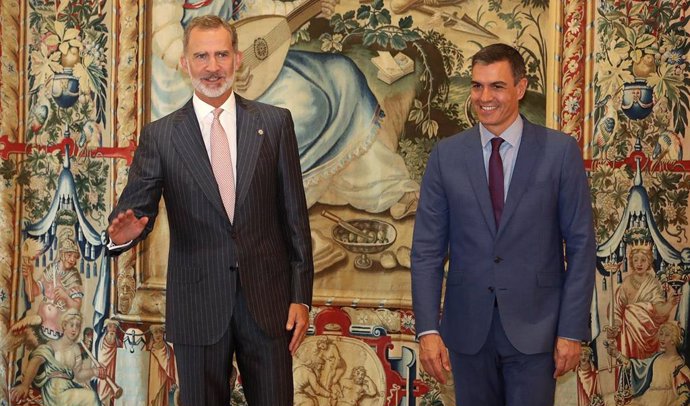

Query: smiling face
(470, 60), (527, 136)
(179, 26), (242, 107)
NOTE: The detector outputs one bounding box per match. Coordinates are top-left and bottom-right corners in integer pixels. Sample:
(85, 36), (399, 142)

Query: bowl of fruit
(323, 211), (397, 269)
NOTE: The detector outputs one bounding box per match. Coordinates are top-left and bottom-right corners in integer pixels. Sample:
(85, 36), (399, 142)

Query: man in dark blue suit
(108, 15), (313, 406)
(411, 44), (596, 405)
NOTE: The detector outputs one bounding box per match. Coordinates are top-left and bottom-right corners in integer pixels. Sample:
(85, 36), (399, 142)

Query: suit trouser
(448, 305), (556, 406)
(174, 288), (293, 406)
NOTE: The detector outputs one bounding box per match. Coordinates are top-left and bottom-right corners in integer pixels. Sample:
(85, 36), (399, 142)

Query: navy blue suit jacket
(411, 119), (596, 355)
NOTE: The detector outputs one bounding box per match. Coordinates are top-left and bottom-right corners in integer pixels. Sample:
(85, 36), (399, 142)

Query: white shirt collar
(191, 91), (236, 122)
(190, 91), (238, 185)
(192, 91), (235, 123)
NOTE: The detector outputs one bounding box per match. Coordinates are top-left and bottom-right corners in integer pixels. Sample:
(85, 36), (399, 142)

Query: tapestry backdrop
(0, 0), (688, 405)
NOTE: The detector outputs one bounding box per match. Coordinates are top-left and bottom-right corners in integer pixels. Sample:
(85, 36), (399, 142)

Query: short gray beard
(186, 62), (234, 98)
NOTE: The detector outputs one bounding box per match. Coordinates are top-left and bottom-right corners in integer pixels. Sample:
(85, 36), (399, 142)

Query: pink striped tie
(210, 108), (236, 222)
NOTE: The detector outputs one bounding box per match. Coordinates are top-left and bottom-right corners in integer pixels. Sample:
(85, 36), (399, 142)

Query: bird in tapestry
(592, 94), (619, 161)
(652, 130), (683, 162)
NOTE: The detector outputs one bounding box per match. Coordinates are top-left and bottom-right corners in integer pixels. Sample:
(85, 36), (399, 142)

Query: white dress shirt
(479, 115), (523, 202)
(192, 92), (238, 185)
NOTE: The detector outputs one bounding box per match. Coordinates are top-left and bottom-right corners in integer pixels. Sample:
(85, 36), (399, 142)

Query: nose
(479, 87), (493, 101)
(206, 56), (219, 71)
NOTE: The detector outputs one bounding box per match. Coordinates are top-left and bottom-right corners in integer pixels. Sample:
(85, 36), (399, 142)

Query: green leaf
(357, 5), (370, 20)
(330, 14), (343, 25)
(401, 31), (421, 42)
(343, 10), (355, 20)
(390, 34), (406, 50)
(596, 60), (634, 97)
(629, 2), (645, 16)
(372, 0), (384, 10)
(622, 26), (636, 46)
(636, 34), (656, 49)
(612, 22), (627, 41)
(648, 64), (683, 104)
(0, 159), (16, 180)
(369, 14), (378, 28)
(378, 9), (391, 25)
(362, 32), (376, 47)
(376, 31), (389, 47)
(332, 20), (346, 33)
(345, 20), (360, 30)
(16, 167), (32, 186)
(398, 16), (413, 29)
(670, 190), (689, 206)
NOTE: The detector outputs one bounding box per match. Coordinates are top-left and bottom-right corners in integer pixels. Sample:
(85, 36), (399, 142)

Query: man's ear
(179, 56), (188, 73)
(517, 77), (528, 100)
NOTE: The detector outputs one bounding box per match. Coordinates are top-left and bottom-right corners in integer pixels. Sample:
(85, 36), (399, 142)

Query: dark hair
(183, 15), (238, 53)
(83, 327), (94, 338)
(471, 43), (526, 83)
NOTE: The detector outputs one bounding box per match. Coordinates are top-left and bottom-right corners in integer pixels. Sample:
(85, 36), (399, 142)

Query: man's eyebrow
(471, 80), (508, 86)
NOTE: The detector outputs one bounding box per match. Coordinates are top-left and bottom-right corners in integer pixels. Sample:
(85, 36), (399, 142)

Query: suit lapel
(234, 95), (263, 215)
(463, 128), (498, 236)
(496, 120), (543, 239)
(172, 100), (229, 221)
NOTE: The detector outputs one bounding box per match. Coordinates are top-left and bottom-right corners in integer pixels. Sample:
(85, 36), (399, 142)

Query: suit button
(231, 231), (238, 239)
(488, 286), (495, 292)
(494, 256), (502, 263)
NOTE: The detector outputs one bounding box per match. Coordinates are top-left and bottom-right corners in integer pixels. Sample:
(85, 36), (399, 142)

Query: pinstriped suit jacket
(111, 95), (313, 346)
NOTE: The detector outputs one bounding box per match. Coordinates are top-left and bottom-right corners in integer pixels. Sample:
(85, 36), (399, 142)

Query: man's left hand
(553, 337), (581, 378)
(286, 303), (309, 355)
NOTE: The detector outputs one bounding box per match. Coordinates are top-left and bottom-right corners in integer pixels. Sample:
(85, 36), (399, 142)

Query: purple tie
(489, 137), (504, 228)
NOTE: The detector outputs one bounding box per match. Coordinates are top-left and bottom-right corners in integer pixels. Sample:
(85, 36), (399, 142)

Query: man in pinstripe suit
(107, 15), (313, 406)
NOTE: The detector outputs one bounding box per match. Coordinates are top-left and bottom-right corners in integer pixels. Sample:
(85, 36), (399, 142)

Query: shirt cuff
(418, 330), (440, 338)
(107, 239), (133, 250)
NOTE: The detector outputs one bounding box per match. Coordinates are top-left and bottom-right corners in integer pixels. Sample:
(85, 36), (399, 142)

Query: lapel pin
(257, 129), (264, 135)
